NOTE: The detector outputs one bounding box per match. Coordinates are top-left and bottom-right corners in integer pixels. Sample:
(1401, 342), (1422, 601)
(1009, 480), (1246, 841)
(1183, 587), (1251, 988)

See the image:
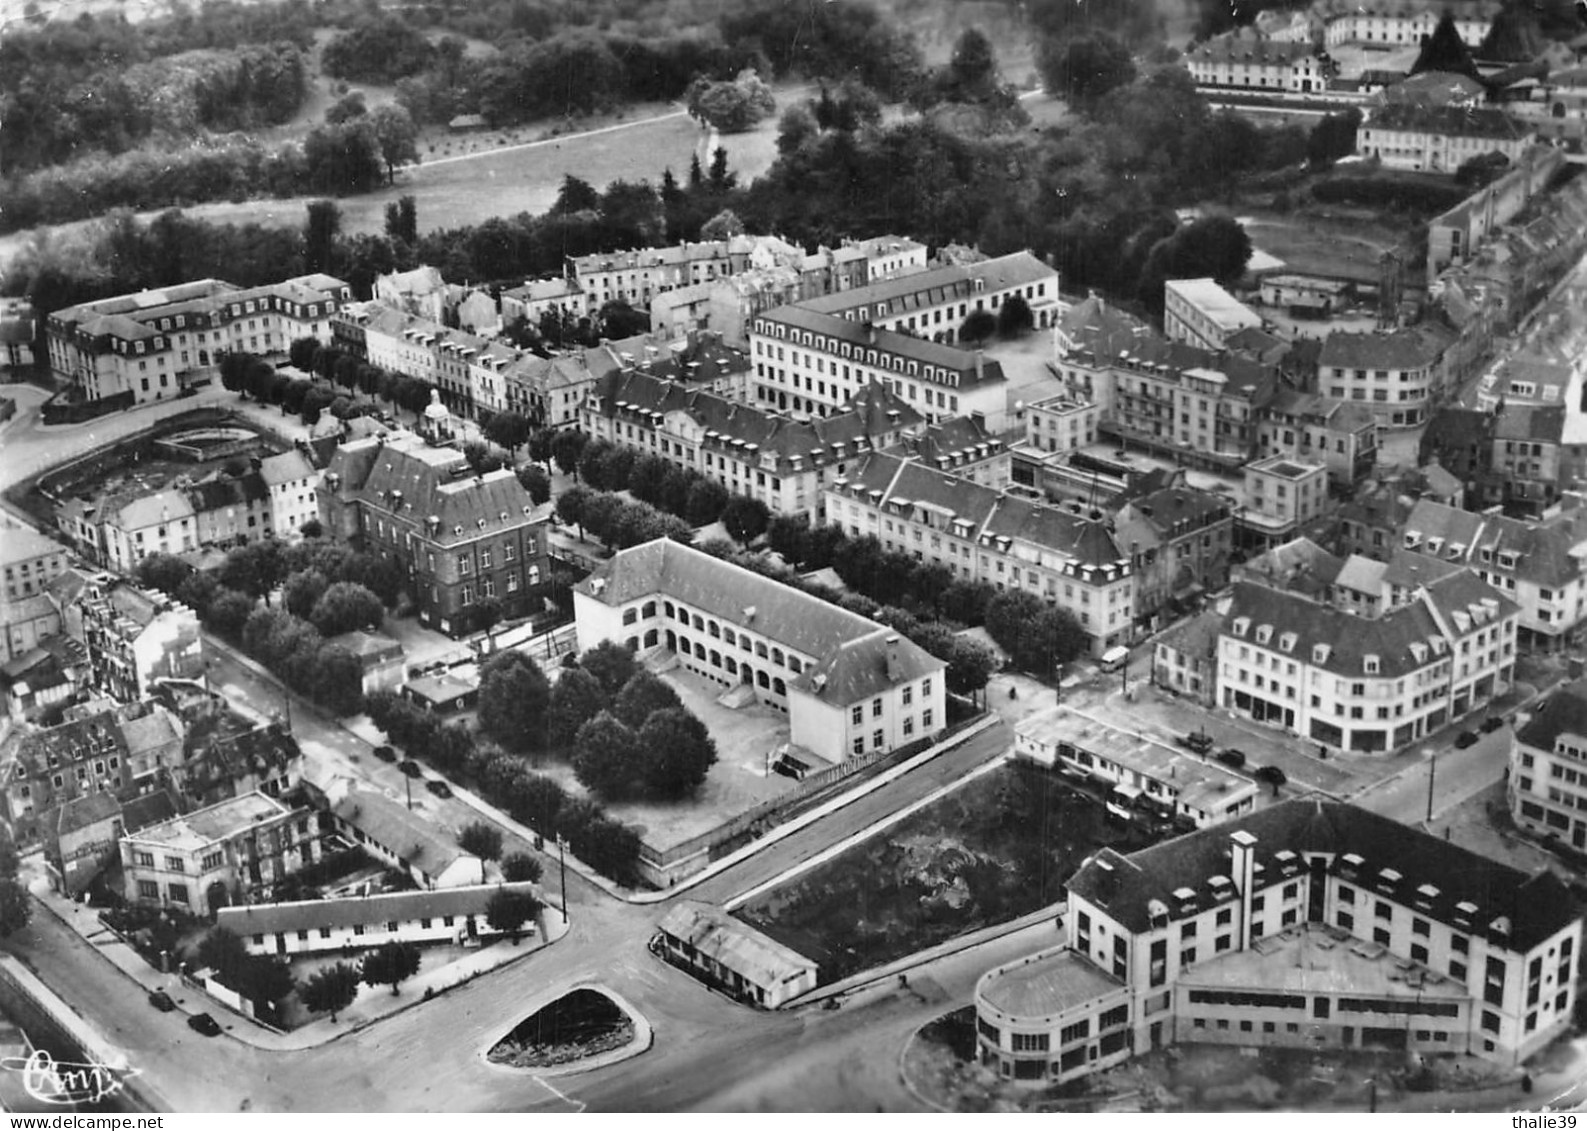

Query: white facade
(1024, 395), (1100, 456)
(1163, 279), (1263, 352)
(1509, 679), (1587, 853)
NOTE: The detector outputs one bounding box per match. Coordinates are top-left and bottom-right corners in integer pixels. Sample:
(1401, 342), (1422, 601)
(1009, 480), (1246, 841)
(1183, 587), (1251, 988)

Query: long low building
(656, 900), (817, 1008)
(975, 799), (1583, 1086)
(219, 882), (543, 956)
(1013, 708), (1258, 828)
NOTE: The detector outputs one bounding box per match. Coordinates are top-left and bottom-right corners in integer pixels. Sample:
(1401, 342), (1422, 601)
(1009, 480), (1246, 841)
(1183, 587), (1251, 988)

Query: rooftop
(1515, 678), (1587, 752)
(125, 790), (291, 851)
(1165, 278), (1263, 333)
(0, 528), (68, 568)
(978, 946), (1125, 1020)
(1184, 923), (1473, 1000)
(217, 881), (543, 937)
(661, 901), (817, 986)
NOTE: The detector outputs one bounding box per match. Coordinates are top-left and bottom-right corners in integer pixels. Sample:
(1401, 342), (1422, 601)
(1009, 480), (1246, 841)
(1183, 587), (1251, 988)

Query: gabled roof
(330, 784), (474, 877)
(3, 710), (128, 778)
(49, 790), (122, 836)
(217, 882), (542, 937)
(1067, 797), (1578, 950)
(792, 628), (944, 708)
(1516, 678), (1587, 752)
(795, 251), (1055, 319)
(257, 449), (316, 487)
(1366, 103), (1528, 140)
(120, 789), (181, 834)
(0, 528), (69, 568)
(757, 306), (1007, 384)
(1187, 31), (1319, 65)
(658, 900), (817, 984)
(1319, 324), (1453, 371)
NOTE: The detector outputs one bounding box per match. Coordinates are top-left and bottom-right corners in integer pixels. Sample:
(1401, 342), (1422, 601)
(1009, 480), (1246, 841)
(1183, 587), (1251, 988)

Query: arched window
(725, 657), (737, 675)
(644, 629), (659, 648)
(625, 636), (638, 650)
(711, 650), (722, 667)
(771, 648), (784, 666)
(773, 678), (786, 696)
(642, 601), (657, 618)
(756, 642), (769, 658)
(723, 628), (736, 646)
(757, 670), (770, 688)
(664, 601), (675, 617)
(709, 621), (720, 638)
(692, 614), (704, 630)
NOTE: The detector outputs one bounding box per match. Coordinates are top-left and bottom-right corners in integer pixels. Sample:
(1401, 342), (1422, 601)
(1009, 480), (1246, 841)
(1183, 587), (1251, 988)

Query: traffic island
(483, 985), (651, 1077)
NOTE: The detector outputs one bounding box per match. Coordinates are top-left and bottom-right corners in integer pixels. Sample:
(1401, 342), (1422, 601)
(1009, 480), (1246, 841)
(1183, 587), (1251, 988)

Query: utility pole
(556, 834), (569, 919)
(1426, 754), (1437, 823)
(405, 773), (413, 810)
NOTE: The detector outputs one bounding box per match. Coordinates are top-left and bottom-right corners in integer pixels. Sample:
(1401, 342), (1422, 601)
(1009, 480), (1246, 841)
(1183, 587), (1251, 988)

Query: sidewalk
(24, 861), (568, 1051)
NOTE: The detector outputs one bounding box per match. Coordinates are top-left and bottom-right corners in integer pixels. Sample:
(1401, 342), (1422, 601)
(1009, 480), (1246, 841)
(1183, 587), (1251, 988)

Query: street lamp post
(1426, 753), (1437, 823)
(556, 834), (568, 919)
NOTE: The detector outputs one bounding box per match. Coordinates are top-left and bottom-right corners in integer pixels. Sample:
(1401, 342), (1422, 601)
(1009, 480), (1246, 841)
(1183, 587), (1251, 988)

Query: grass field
(733, 761), (1160, 982)
(1241, 213), (1401, 285)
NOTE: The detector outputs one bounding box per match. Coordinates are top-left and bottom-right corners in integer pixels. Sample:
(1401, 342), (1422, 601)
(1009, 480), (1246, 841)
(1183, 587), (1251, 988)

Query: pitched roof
(216, 882), (542, 937)
(257, 449), (316, 487)
(757, 305), (1007, 384)
(1366, 103), (1528, 140)
(120, 789), (181, 834)
(3, 710), (128, 777)
(1516, 678), (1587, 752)
(0, 528), (68, 568)
(793, 628), (944, 707)
(1066, 797), (1579, 950)
(658, 900), (817, 984)
(795, 251), (1055, 318)
(978, 947), (1124, 1017)
(330, 784), (474, 876)
(1319, 324), (1453, 370)
(1187, 31), (1318, 65)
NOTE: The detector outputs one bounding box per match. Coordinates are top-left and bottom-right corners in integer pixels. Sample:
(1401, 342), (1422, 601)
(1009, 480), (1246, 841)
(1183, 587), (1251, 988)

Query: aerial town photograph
(0, 0), (1586, 1116)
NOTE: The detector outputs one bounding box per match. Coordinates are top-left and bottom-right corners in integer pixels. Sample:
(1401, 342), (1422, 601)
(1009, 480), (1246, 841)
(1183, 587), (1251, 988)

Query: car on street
(373, 745), (398, 763)
(1480, 716), (1506, 733)
(1178, 731), (1214, 754)
(148, 990), (175, 1012)
(188, 1013), (222, 1036)
(1216, 748), (1246, 770)
(425, 779), (452, 799)
(398, 759), (423, 778)
(1455, 730), (1480, 748)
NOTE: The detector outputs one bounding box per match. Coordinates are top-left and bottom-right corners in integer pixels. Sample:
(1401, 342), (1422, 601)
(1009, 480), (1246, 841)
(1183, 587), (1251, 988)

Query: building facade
(1163, 279), (1264, 353)
(1255, 390), (1380, 488)
(1357, 105), (1533, 174)
(1, 530), (71, 603)
(317, 431), (552, 637)
(1183, 33), (1331, 91)
(1509, 678), (1587, 853)
(573, 538), (946, 766)
(1240, 456), (1330, 550)
(79, 580), (203, 703)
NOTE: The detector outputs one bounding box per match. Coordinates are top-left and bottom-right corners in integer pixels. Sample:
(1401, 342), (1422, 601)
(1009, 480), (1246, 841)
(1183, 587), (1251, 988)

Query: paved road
(1350, 726), (1511, 826)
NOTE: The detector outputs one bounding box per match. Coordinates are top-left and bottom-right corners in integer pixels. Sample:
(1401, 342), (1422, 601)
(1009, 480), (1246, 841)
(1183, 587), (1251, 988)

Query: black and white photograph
(0, 0), (1585, 1115)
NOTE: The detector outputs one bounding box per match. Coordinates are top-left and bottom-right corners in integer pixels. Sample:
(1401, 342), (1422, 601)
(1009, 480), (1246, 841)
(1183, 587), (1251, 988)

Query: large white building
(1358, 105), (1534, 175)
(975, 799), (1582, 1085)
(1163, 279), (1264, 353)
(1218, 563), (1517, 753)
(1316, 0), (1498, 47)
(1183, 33), (1331, 92)
(1509, 678), (1587, 854)
(573, 538), (946, 766)
(46, 275), (351, 408)
(750, 306), (1008, 429)
(1317, 324), (1454, 429)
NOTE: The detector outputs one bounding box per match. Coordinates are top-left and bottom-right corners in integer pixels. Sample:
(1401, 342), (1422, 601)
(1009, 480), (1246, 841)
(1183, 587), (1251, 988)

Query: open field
(734, 761), (1160, 982)
(1241, 211), (1403, 285)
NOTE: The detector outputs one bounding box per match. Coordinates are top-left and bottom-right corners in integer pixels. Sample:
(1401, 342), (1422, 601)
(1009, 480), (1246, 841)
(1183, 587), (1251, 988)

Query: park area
(733, 760), (1158, 982)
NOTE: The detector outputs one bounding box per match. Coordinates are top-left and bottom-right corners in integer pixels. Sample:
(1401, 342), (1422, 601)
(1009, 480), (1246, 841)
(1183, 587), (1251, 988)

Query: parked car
(1216, 748), (1246, 770)
(148, 990), (175, 1012)
(1178, 731), (1214, 754)
(1455, 730), (1480, 748)
(373, 745), (398, 763)
(188, 1013), (222, 1036)
(398, 759), (422, 778)
(1480, 716), (1506, 733)
(425, 779), (453, 799)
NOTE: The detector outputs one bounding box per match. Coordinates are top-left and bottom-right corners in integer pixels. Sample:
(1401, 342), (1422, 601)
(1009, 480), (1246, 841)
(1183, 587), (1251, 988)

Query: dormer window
(1409, 642), (1427, 663)
(1279, 632), (1297, 652)
(454, 524), (464, 536)
(1233, 617), (1251, 636)
(1256, 624), (1273, 645)
(1364, 654), (1380, 675)
(1312, 643), (1331, 664)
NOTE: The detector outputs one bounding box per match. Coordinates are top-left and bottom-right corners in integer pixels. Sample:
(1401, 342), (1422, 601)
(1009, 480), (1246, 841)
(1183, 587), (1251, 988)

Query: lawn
(1241, 213), (1401, 286)
(733, 761), (1161, 981)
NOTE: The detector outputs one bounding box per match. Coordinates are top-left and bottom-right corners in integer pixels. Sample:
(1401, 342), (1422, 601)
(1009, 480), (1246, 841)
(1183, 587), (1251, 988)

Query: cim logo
(0, 1050), (141, 1106)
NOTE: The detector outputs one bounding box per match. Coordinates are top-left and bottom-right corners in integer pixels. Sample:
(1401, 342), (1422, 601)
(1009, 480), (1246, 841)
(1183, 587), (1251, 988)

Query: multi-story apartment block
(1317, 0), (1498, 47)
(574, 538), (946, 766)
(256, 450), (323, 540)
(1510, 678), (1587, 853)
(79, 580), (203, 703)
(750, 306), (1008, 428)
(1054, 296), (1279, 470)
(827, 453), (1136, 656)
(1153, 609), (1222, 705)
(1255, 389), (1379, 488)
(500, 277), (589, 328)
(1183, 33), (1331, 92)
(1015, 708), (1259, 828)
(1218, 564), (1517, 752)
(1426, 146), (1563, 283)
(317, 431), (551, 637)
(793, 251), (1062, 344)
(1240, 455), (1330, 550)
(568, 235), (804, 308)
(0, 707), (137, 842)
(1357, 104), (1533, 174)
(1024, 394), (1101, 457)
(581, 368), (921, 525)
(121, 790), (319, 917)
(1, 529), (71, 602)
(1316, 324), (1453, 429)
(1115, 485), (1235, 625)
(46, 275), (351, 407)
(1398, 497), (1587, 648)
(885, 416), (1010, 490)
(1163, 279), (1264, 353)
(844, 235), (929, 281)
(976, 800), (1580, 1087)
(0, 593), (62, 666)
(373, 266), (450, 324)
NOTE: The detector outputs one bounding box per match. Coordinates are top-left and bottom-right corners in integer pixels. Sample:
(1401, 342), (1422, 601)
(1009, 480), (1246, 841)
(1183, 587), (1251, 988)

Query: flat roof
(1250, 455), (1325, 479)
(978, 947), (1125, 1019)
(126, 791), (290, 851)
(1182, 924), (1471, 1001)
(1165, 278), (1263, 332)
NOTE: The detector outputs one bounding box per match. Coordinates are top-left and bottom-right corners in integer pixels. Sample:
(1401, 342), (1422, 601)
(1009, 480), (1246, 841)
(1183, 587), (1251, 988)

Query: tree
(1411, 12), (1480, 79)
(998, 294), (1035, 338)
(135, 552), (190, 596)
(700, 209), (745, 240)
(945, 636), (999, 701)
(553, 174), (601, 215)
(1138, 214), (1253, 309)
(477, 651), (552, 750)
(709, 146), (736, 192)
(638, 707), (717, 798)
(361, 940), (421, 995)
(309, 581), (384, 636)
(196, 927), (251, 988)
(516, 463), (551, 505)
(686, 69), (777, 133)
(580, 640), (639, 696)
(304, 199), (341, 275)
(959, 309), (996, 342)
(325, 90), (368, 124)
(573, 711), (642, 799)
(777, 104), (819, 155)
(486, 886), (544, 942)
(596, 300), (650, 339)
(683, 477), (729, 526)
(384, 194), (418, 245)
(500, 853), (543, 883)
(612, 669), (683, 729)
(223, 540), (284, 605)
(370, 105), (419, 185)
(301, 962), (360, 1022)
(288, 337), (320, 372)
(484, 411), (532, 456)
(547, 666), (607, 746)
(458, 821), (504, 883)
(984, 590), (1089, 672)
(1037, 32), (1137, 108)
(204, 588), (256, 638)
(721, 495), (770, 544)
(0, 833), (29, 938)
(551, 429), (589, 478)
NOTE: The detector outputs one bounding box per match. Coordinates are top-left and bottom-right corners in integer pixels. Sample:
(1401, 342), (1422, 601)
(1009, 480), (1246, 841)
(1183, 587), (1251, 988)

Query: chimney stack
(1230, 830), (1258, 952)
(975, 350), (985, 381)
(885, 634), (902, 681)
